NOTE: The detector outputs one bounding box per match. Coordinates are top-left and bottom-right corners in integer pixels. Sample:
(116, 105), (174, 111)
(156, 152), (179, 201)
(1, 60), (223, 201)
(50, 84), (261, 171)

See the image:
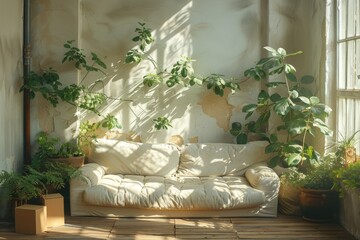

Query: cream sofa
(70, 139), (280, 217)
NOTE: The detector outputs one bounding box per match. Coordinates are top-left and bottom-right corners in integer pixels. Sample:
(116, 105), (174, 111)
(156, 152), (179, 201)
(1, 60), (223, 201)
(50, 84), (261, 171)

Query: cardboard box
(15, 204), (47, 235)
(41, 193), (65, 228)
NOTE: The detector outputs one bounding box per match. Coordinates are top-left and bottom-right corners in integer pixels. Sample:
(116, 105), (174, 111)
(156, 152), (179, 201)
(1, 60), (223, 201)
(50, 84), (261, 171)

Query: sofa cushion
(88, 139), (180, 177)
(177, 141), (269, 177)
(83, 175), (265, 210)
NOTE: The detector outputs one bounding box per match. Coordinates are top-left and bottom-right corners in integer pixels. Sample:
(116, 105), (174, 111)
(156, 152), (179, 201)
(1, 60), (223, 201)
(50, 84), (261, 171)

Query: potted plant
(332, 130), (360, 167)
(0, 163), (75, 219)
(284, 154), (341, 222)
(32, 131), (85, 169)
(334, 161), (360, 239)
(228, 47), (333, 215)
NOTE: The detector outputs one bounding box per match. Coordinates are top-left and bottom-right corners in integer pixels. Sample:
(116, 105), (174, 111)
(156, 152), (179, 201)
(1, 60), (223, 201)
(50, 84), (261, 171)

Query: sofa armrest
(74, 163), (106, 187)
(245, 163), (280, 194)
(70, 163), (105, 216)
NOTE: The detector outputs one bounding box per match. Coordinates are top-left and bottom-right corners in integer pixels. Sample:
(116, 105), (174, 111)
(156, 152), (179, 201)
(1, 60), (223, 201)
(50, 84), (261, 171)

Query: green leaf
(274, 98), (290, 115)
(236, 133), (248, 144)
(242, 104), (257, 113)
(286, 153), (302, 167)
(313, 118), (333, 136)
(269, 133), (278, 143)
(181, 68), (188, 78)
(277, 48), (287, 56)
(264, 46), (277, 55)
(246, 121), (256, 132)
(291, 105), (306, 112)
(309, 96), (320, 105)
(265, 142), (280, 153)
(285, 144), (303, 153)
(214, 86), (224, 96)
(298, 96), (310, 105)
(288, 119), (307, 135)
(311, 104), (332, 115)
(268, 155), (281, 168)
(284, 64), (296, 74)
(245, 111), (253, 120)
(286, 73), (297, 82)
(166, 80), (176, 87)
(300, 75), (314, 84)
(231, 122), (242, 130)
(230, 128), (241, 137)
(258, 90), (269, 102)
(132, 36), (140, 42)
(270, 93), (281, 102)
(289, 90), (299, 99)
(255, 111), (270, 130)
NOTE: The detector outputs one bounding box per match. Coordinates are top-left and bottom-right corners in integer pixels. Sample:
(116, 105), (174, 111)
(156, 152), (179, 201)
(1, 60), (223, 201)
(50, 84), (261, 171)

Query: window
(336, 0), (360, 149)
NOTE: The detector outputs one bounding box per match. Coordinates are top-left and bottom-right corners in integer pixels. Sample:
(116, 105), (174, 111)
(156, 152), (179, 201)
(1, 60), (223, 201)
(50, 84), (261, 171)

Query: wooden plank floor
(0, 215), (356, 239)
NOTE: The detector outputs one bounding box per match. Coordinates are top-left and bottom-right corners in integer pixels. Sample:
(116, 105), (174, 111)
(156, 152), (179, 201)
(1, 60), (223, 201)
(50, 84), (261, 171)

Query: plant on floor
(0, 163), (75, 204)
(282, 153), (341, 221)
(284, 153), (341, 190)
(231, 47), (333, 169)
(30, 131), (81, 189)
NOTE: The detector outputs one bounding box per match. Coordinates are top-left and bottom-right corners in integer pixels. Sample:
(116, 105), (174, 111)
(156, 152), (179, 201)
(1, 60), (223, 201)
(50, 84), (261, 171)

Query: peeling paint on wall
(198, 90), (234, 132)
(30, 0), (326, 145)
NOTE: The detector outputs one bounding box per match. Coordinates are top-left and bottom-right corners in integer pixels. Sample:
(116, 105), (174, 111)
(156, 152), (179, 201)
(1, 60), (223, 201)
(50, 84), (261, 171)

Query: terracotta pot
(300, 188), (339, 222)
(48, 155), (85, 168)
(278, 180), (301, 216)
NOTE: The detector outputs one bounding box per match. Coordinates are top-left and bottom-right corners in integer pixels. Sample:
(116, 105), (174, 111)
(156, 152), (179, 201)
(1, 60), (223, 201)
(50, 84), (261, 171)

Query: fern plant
(0, 163), (76, 202)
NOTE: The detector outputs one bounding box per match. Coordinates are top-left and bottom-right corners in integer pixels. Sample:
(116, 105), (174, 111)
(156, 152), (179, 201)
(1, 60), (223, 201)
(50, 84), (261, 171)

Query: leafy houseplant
(332, 130), (360, 167)
(231, 47), (333, 169)
(334, 161), (360, 192)
(32, 131), (85, 169)
(0, 164), (75, 206)
(20, 40), (122, 148)
(283, 154), (341, 221)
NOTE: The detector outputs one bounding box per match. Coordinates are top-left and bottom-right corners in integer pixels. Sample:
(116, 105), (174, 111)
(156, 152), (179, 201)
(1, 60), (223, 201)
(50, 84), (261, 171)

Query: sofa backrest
(88, 139), (180, 177)
(177, 141), (269, 177)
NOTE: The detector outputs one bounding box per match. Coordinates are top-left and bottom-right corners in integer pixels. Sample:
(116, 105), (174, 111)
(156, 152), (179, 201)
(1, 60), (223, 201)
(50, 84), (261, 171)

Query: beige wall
(0, 0), (23, 218)
(30, 0), (326, 145)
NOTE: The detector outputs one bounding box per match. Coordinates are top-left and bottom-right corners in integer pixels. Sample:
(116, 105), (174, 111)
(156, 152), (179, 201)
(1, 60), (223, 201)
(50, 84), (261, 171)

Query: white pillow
(88, 139), (180, 177)
(177, 141), (269, 177)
